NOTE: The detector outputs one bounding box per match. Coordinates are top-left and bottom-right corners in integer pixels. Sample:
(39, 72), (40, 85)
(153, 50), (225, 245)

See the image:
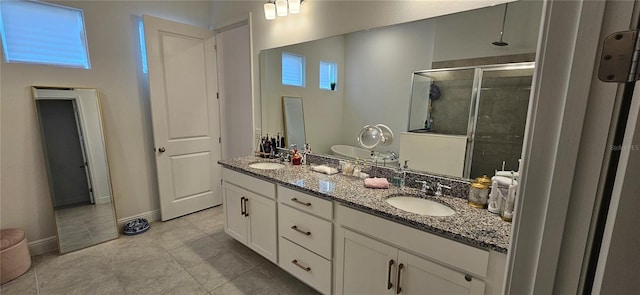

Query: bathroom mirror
(33, 86), (118, 253)
(260, 0), (542, 179)
(282, 96), (307, 149)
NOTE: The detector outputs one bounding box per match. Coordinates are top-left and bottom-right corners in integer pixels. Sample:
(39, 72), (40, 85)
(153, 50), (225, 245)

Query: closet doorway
(37, 99), (92, 208)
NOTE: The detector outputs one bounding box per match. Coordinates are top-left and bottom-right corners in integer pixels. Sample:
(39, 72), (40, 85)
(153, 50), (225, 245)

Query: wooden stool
(0, 229), (32, 284)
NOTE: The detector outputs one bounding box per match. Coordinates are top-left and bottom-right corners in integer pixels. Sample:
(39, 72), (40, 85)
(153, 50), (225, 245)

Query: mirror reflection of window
(319, 61), (337, 90)
(282, 52), (305, 87)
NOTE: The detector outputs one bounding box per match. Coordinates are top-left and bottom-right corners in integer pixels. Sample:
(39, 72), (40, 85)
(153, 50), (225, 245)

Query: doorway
(36, 99), (93, 209)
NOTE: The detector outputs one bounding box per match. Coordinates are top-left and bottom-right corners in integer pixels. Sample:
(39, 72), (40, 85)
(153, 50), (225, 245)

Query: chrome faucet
(415, 180), (430, 194)
(435, 183), (451, 197)
(388, 151), (399, 161)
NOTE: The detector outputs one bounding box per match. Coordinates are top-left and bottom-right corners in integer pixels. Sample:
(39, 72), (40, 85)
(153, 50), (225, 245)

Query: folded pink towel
(364, 178), (390, 189)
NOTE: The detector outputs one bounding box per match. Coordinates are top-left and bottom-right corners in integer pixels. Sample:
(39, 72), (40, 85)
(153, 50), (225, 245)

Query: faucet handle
(415, 180), (430, 193)
(435, 182), (451, 196)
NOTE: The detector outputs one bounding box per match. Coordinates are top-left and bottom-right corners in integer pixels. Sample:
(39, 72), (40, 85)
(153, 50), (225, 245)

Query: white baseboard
(95, 195), (112, 204)
(28, 236), (58, 255)
(116, 210), (161, 230)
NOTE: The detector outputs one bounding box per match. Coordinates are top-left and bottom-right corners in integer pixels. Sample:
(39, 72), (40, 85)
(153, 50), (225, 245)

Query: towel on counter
(364, 177), (390, 189)
(310, 165), (339, 175)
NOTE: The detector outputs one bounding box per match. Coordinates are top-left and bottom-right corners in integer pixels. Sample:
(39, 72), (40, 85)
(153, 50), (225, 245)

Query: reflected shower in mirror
(33, 86), (118, 253)
(282, 96), (306, 149)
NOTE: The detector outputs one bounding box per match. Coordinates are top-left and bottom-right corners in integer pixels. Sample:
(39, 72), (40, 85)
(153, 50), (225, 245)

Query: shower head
(492, 3), (509, 47)
(492, 40), (509, 47)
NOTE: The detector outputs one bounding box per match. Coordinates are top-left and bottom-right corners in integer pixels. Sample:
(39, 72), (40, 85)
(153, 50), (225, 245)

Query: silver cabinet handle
(291, 259), (311, 272)
(291, 225), (311, 236)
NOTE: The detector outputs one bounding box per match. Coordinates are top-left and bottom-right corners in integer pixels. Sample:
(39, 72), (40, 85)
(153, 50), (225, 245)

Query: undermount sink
(249, 162), (285, 170)
(386, 196), (455, 217)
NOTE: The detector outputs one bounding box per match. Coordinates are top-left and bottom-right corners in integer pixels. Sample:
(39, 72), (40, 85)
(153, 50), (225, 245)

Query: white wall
(0, 1), (210, 243)
(342, 20), (435, 153)
(261, 35), (345, 154)
(433, 0), (542, 61)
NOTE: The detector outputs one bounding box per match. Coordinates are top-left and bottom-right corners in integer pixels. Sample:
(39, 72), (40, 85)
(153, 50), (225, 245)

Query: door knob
(158, 147), (166, 153)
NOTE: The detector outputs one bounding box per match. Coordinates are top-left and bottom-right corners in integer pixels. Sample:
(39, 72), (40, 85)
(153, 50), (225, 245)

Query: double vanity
(219, 156), (511, 295)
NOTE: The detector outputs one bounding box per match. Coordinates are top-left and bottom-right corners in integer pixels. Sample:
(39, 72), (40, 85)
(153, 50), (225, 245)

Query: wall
(342, 20), (435, 153)
(0, 1), (211, 243)
(261, 35), (346, 154)
(432, 0), (542, 61)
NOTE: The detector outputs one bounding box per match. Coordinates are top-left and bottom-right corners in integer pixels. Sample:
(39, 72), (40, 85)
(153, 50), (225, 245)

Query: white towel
(311, 165), (339, 175)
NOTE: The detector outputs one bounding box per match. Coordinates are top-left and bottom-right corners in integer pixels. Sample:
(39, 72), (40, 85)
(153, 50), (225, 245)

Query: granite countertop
(219, 156), (511, 253)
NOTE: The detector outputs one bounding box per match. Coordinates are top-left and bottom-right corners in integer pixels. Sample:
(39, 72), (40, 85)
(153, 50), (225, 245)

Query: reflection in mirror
(260, 0), (542, 180)
(33, 87), (118, 253)
(406, 63), (534, 178)
(282, 96), (306, 149)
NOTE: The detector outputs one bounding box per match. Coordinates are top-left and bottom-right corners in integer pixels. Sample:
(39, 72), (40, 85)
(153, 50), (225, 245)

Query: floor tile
(38, 273), (124, 295)
(117, 270), (208, 295)
(258, 261), (321, 295)
(151, 221), (207, 250)
(110, 252), (184, 293)
(186, 251), (253, 292)
(210, 269), (289, 295)
(212, 231), (269, 267)
(0, 268), (37, 295)
(36, 251), (113, 293)
(169, 235), (224, 268)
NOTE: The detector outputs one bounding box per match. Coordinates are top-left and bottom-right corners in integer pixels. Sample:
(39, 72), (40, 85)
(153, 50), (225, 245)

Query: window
(282, 52), (305, 87)
(138, 20), (148, 74)
(319, 61), (338, 90)
(0, 1), (91, 69)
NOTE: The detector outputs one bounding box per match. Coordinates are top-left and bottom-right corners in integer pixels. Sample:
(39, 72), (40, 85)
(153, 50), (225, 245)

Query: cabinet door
(397, 251), (485, 295)
(336, 228), (397, 295)
(246, 193), (277, 262)
(223, 183), (247, 244)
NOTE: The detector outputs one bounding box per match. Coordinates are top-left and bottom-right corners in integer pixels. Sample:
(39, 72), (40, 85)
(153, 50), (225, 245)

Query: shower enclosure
(408, 62), (535, 179)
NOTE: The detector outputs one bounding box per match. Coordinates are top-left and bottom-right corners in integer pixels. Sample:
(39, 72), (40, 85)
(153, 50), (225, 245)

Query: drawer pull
(243, 197), (249, 217)
(240, 197), (245, 216)
(291, 225), (311, 236)
(396, 263), (404, 294)
(291, 198), (312, 207)
(291, 259), (311, 272)
(387, 259), (395, 290)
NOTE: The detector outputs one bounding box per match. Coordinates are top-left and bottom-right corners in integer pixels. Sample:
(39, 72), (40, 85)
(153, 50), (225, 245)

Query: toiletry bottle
(276, 133), (281, 148)
(343, 160), (353, 176)
(392, 168), (402, 187)
(291, 149), (302, 165)
(280, 136), (285, 149)
(399, 160), (409, 187)
(353, 158), (361, 176)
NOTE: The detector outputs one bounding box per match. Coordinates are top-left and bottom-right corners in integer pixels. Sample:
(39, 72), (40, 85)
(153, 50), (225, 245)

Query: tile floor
(1, 205), (320, 295)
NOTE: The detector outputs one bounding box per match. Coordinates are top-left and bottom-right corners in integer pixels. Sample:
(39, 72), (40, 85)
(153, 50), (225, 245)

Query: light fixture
(264, 2), (276, 20)
(276, 0), (288, 17)
(264, 0), (305, 20)
(289, 0), (301, 14)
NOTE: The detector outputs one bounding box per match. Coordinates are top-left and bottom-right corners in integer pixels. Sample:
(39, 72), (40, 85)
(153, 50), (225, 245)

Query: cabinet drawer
(279, 237), (332, 295)
(222, 168), (275, 199)
(278, 185), (332, 219)
(279, 203), (333, 259)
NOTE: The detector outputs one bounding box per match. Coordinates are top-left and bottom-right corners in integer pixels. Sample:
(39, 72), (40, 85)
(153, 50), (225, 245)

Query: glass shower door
(468, 65), (535, 178)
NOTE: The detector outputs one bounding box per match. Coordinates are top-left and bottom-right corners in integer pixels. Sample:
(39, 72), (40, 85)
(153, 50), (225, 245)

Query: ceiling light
(289, 0), (301, 14)
(276, 0), (288, 17)
(264, 2), (276, 20)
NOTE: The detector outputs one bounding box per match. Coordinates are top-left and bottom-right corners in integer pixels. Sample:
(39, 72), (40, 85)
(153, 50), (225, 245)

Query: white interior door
(144, 15), (222, 221)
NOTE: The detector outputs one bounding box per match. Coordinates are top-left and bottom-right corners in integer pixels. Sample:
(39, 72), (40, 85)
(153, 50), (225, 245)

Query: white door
(397, 250), (485, 295)
(222, 183), (248, 244)
(144, 15), (222, 220)
(336, 229), (397, 295)
(246, 192), (277, 262)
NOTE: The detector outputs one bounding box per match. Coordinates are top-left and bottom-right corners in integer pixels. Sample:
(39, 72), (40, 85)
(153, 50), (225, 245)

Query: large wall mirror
(260, 0), (542, 180)
(33, 86), (118, 253)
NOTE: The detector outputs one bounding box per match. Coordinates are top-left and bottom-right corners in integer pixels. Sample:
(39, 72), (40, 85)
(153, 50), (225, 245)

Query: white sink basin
(386, 196), (455, 217)
(249, 162), (285, 170)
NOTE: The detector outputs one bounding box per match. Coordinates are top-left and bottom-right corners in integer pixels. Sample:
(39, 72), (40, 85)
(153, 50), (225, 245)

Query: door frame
(506, 0), (638, 293)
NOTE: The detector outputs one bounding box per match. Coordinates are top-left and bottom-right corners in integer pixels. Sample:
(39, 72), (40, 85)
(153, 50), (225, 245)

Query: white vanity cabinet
(277, 185), (334, 295)
(222, 168), (277, 263)
(335, 205), (504, 295)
